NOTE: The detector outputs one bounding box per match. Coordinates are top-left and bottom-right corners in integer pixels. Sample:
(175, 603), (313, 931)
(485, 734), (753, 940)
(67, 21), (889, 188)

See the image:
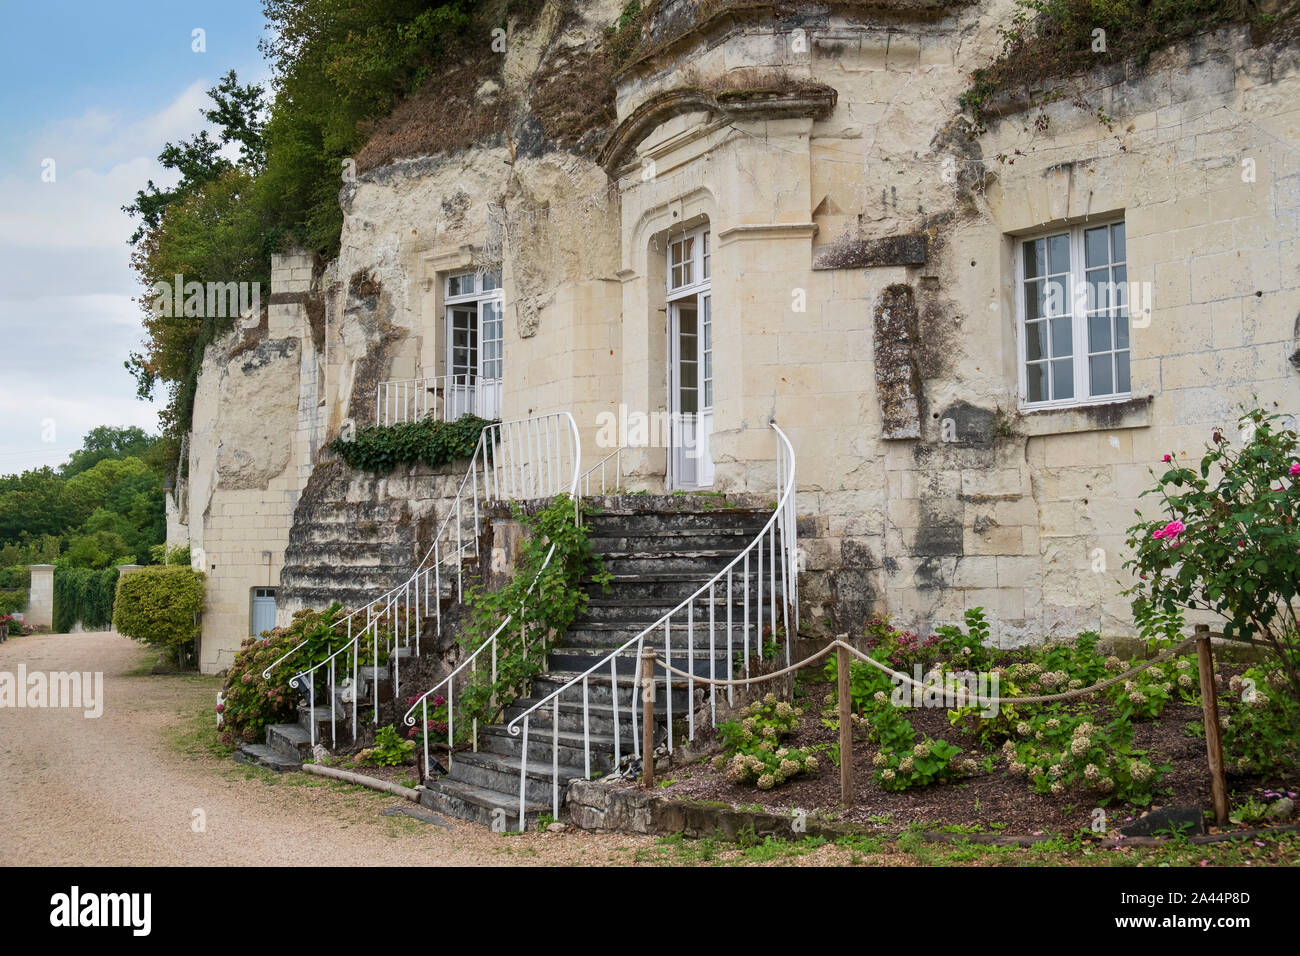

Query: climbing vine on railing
(329, 415), (494, 473)
(456, 495), (611, 728)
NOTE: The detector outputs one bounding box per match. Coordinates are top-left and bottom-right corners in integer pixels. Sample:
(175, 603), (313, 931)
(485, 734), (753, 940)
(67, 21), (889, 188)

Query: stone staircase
(277, 458), (463, 620)
(417, 503), (778, 829)
(235, 648), (414, 770)
(238, 499), (783, 830)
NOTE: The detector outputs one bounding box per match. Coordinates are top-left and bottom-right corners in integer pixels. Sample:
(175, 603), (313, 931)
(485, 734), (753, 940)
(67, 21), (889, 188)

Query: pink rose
(1152, 520), (1185, 545)
(1162, 454), (1172, 462)
(1290, 462), (1300, 475)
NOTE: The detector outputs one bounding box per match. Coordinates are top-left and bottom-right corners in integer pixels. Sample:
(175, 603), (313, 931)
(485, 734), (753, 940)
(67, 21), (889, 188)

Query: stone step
(476, 725), (618, 773)
(447, 750), (587, 805)
(580, 597), (745, 625)
(504, 697), (642, 740)
(234, 743), (302, 772)
(284, 543), (414, 565)
(548, 646), (731, 678)
(563, 621), (760, 648)
(530, 671), (693, 710)
(583, 508), (771, 532)
(587, 528), (759, 552)
(597, 550), (740, 575)
(266, 722), (312, 760)
(418, 777), (544, 832)
(590, 574), (788, 603)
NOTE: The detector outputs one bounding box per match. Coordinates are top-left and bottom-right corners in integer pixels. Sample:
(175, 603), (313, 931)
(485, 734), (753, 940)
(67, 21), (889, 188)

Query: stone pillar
(27, 565), (54, 629)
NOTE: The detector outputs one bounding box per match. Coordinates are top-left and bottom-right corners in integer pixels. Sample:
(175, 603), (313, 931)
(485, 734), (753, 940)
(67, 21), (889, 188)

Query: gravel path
(0, 630), (657, 866)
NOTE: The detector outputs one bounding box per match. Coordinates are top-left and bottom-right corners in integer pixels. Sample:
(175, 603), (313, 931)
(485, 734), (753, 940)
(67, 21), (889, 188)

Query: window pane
(1025, 320), (1047, 361)
(1088, 313), (1112, 352)
(1113, 264), (1127, 310)
(1051, 359), (1074, 400)
(1026, 363), (1048, 402)
(1047, 233), (1070, 274)
(1023, 239), (1046, 279)
(1089, 353), (1114, 395)
(1084, 226), (1110, 268)
(672, 265), (682, 288)
(1116, 351), (1131, 392)
(447, 274), (472, 297)
(704, 380), (713, 408)
(1050, 316), (1073, 357)
(1111, 222), (1125, 262)
(481, 270), (501, 291)
(1045, 276), (1068, 316)
(1086, 268), (1111, 312)
(1115, 312), (1130, 350)
(1024, 279), (1044, 321)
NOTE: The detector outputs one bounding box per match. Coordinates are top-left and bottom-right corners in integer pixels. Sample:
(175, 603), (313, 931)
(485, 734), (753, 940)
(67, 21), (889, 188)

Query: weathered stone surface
(874, 284), (923, 440)
(813, 233), (927, 270)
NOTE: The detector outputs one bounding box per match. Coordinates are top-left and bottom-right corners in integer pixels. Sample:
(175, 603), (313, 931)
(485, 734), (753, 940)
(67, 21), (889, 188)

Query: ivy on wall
(329, 415), (494, 473)
(456, 496), (612, 729)
(53, 566), (121, 633)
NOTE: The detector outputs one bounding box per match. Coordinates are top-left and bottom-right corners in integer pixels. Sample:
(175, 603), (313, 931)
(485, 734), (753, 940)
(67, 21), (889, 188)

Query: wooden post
(837, 641), (854, 805)
(1195, 623), (1229, 827)
(641, 649), (655, 789)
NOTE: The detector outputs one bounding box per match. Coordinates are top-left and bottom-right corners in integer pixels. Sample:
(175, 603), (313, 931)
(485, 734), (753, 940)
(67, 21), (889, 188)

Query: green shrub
(219, 603), (346, 745)
(1220, 666), (1300, 778)
(53, 565), (120, 632)
(0, 589), (25, 616)
(112, 565), (204, 663)
(1001, 712), (1166, 806)
(714, 694), (819, 790)
(1125, 408), (1300, 700)
(329, 415), (493, 473)
(362, 724), (415, 767)
(456, 495), (610, 728)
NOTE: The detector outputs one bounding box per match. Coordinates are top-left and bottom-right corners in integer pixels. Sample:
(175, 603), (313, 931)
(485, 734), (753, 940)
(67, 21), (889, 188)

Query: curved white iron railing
(579, 446), (627, 496)
(400, 542), (560, 777)
(505, 421), (798, 828)
(263, 411), (581, 749)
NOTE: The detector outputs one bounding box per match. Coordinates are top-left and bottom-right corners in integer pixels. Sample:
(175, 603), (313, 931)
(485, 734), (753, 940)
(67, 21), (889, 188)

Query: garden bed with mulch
(650, 671), (1299, 837)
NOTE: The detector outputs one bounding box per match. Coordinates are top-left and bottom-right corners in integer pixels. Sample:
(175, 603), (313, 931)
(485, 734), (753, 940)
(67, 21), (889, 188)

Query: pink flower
(1152, 520), (1185, 544)
(1162, 454), (1172, 463)
(1290, 462), (1300, 475)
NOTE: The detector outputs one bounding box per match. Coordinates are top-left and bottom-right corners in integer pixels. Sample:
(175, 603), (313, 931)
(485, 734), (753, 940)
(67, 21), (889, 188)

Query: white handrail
(505, 421), (798, 828)
(376, 374), (485, 426)
(579, 446), (627, 496)
(400, 542), (559, 778)
(265, 412), (581, 750)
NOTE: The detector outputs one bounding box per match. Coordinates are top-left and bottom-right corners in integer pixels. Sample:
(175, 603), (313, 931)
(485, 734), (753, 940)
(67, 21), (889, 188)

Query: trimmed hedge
(113, 565), (205, 664)
(53, 566), (120, 632)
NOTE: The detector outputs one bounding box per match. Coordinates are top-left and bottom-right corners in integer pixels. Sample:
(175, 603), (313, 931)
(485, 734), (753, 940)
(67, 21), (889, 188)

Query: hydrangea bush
(1002, 712), (1166, 806)
(713, 694), (819, 790)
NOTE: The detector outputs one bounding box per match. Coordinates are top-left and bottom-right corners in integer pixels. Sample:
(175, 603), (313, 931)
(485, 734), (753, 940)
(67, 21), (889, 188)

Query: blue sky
(0, 0), (269, 473)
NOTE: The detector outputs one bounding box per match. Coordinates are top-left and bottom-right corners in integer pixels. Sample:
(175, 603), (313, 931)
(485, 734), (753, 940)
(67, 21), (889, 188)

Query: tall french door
(445, 270), (503, 420)
(666, 227), (714, 489)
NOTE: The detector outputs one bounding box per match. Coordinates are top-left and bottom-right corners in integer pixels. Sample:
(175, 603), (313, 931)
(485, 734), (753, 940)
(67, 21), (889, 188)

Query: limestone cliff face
(179, 0), (1300, 666)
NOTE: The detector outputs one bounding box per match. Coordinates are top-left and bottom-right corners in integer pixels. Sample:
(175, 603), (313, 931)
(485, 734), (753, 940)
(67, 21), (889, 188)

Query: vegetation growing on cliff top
(961, 0), (1300, 132)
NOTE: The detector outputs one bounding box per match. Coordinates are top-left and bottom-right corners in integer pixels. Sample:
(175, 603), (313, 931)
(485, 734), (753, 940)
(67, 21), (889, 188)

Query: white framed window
(667, 226), (710, 297)
(444, 270), (504, 384)
(1015, 219), (1130, 408)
